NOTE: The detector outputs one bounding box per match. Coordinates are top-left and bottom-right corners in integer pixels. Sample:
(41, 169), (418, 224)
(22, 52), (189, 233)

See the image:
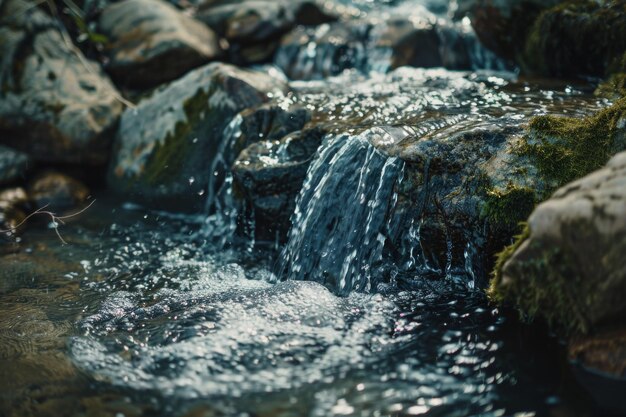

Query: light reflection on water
(0, 63), (607, 416)
(0, 197), (597, 416)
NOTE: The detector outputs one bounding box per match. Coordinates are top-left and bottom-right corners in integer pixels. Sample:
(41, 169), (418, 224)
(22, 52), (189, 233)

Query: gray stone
(232, 125), (325, 240)
(499, 151), (626, 333)
(99, 0), (221, 88)
(0, 0), (123, 165)
(108, 62), (288, 210)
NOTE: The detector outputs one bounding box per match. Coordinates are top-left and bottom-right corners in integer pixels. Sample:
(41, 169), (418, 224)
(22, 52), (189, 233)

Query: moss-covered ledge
(488, 98), (626, 333)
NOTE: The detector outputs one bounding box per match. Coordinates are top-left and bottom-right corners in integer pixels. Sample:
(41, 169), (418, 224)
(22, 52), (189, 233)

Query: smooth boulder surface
(108, 62), (288, 210)
(99, 0), (221, 88)
(496, 152), (626, 334)
(0, 0), (123, 165)
(0, 146), (30, 186)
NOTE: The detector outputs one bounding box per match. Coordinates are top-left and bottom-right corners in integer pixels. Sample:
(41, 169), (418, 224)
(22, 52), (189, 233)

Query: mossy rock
(595, 72), (626, 99)
(523, 0), (626, 78)
(518, 97), (626, 191)
(107, 62), (288, 211)
(490, 151), (626, 335)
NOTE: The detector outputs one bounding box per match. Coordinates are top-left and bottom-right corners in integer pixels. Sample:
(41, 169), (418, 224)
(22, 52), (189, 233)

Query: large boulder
(493, 151), (626, 335)
(0, 0), (123, 165)
(522, 0), (626, 78)
(469, 0), (626, 78)
(468, 0), (563, 62)
(98, 0), (221, 88)
(108, 62), (288, 210)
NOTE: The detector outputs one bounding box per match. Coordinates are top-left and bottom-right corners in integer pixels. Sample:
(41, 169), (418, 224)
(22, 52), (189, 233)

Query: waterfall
(279, 131), (404, 295)
(203, 115), (246, 248)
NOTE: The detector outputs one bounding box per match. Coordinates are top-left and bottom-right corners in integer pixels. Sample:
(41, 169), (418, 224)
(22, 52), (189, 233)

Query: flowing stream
(0, 1), (613, 416)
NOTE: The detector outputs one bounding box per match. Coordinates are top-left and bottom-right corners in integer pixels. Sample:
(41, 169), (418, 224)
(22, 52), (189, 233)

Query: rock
(196, 0), (336, 64)
(570, 328), (626, 378)
(0, 146), (30, 186)
(28, 171), (90, 211)
(98, 0), (221, 88)
(494, 151), (626, 334)
(522, 0), (626, 78)
(0, 0), (123, 165)
(0, 187), (28, 208)
(232, 125), (326, 240)
(0, 187), (27, 248)
(468, 0), (563, 62)
(275, 21), (370, 80)
(370, 15), (442, 69)
(108, 62), (289, 210)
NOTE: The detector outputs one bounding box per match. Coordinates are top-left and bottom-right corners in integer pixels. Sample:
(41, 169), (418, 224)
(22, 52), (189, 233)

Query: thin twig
(0, 199), (96, 245)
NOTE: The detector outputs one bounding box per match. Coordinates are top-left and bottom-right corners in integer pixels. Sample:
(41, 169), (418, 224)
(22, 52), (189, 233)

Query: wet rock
(0, 0), (123, 165)
(275, 21), (370, 80)
(196, 0), (336, 64)
(28, 171), (90, 211)
(236, 104), (312, 152)
(379, 121), (537, 287)
(522, 1), (626, 78)
(108, 62), (288, 210)
(0, 146), (30, 186)
(232, 126), (326, 240)
(98, 0), (221, 88)
(468, 0), (563, 62)
(494, 151), (626, 334)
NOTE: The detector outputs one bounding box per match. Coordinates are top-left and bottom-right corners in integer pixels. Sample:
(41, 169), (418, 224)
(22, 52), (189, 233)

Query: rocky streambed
(1, 0), (625, 416)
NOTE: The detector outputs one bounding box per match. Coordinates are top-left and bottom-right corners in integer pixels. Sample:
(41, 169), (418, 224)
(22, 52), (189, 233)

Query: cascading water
(279, 131), (404, 295)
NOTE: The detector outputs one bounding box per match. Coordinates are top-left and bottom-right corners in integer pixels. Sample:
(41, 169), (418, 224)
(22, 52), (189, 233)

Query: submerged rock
(108, 62), (288, 210)
(28, 171), (90, 211)
(493, 151), (626, 334)
(0, 0), (123, 165)
(0, 146), (30, 186)
(99, 0), (221, 88)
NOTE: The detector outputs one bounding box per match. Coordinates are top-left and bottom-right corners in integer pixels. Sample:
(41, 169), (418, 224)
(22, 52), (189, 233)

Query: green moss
(482, 184), (536, 229)
(517, 97), (626, 194)
(140, 86), (215, 186)
(488, 223), (530, 303)
(497, 240), (590, 334)
(595, 72), (626, 99)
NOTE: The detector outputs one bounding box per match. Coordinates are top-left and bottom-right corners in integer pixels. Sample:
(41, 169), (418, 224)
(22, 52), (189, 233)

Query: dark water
(0, 196), (601, 417)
